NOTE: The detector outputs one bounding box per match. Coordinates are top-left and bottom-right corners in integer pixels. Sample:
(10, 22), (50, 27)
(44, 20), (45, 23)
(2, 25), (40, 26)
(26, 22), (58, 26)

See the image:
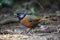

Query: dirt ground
(0, 13), (60, 40)
(0, 33), (60, 40)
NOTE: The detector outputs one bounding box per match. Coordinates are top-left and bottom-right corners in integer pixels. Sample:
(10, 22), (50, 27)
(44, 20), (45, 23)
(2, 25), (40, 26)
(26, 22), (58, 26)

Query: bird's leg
(25, 28), (32, 34)
(21, 28), (31, 34)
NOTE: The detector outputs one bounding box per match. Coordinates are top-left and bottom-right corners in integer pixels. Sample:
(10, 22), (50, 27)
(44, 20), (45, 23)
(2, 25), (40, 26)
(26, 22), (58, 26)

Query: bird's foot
(20, 31), (27, 35)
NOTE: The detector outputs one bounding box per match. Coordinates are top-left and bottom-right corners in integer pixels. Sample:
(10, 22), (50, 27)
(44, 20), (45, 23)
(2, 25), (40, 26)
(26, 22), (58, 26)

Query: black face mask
(17, 13), (26, 20)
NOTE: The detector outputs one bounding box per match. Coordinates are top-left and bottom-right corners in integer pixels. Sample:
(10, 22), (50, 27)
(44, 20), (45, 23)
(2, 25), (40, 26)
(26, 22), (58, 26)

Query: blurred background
(0, 0), (60, 15)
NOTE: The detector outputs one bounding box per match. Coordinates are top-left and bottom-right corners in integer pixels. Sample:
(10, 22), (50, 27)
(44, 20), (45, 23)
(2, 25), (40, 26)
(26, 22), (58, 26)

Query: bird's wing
(32, 16), (40, 22)
(27, 15), (41, 22)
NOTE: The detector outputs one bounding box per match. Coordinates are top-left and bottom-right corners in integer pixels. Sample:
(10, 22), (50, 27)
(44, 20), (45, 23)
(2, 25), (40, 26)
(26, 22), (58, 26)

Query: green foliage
(27, 7), (35, 15)
(0, 0), (3, 11)
(3, 0), (13, 6)
(0, 0), (13, 11)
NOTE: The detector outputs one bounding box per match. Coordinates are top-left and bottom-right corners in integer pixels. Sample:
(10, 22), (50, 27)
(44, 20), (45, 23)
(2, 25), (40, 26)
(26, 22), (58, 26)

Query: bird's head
(17, 12), (26, 20)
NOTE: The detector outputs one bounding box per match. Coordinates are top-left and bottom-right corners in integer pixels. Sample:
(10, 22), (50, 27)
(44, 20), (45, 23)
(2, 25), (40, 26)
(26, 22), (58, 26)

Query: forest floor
(0, 13), (60, 40)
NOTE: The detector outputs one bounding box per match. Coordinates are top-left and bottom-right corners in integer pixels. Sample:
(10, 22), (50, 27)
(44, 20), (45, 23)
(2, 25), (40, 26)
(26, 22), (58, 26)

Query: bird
(17, 12), (49, 33)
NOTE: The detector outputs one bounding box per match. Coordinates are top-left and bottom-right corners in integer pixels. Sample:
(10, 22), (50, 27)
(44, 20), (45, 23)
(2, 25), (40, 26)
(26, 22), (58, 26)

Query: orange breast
(20, 15), (31, 28)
